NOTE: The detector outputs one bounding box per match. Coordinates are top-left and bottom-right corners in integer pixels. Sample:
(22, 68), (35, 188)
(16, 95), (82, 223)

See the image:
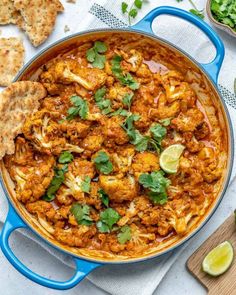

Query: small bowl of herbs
(207, 0), (236, 37)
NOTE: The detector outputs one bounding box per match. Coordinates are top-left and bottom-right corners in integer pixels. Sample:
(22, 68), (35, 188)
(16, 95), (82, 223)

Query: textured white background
(0, 0), (236, 294)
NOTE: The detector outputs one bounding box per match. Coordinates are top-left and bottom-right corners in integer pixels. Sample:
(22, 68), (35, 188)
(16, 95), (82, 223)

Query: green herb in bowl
(210, 0), (236, 32)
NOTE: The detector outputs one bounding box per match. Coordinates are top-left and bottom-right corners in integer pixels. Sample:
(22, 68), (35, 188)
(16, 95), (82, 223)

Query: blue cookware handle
(132, 6), (225, 83)
(0, 204), (101, 290)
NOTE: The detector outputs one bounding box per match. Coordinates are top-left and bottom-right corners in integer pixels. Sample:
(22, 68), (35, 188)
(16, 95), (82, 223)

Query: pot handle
(0, 204), (101, 290)
(132, 6), (225, 83)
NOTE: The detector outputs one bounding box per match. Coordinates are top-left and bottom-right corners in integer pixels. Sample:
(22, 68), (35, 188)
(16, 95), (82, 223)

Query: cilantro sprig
(139, 171), (171, 205)
(86, 41), (107, 69)
(98, 189), (109, 207)
(176, 0), (204, 19)
(94, 87), (112, 115)
(58, 151), (74, 164)
(43, 164), (68, 202)
(70, 203), (93, 226)
(93, 151), (113, 174)
(96, 208), (121, 233)
(117, 225), (131, 244)
(122, 0), (144, 25)
(66, 96), (88, 120)
(81, 176), (91, 193)
(122, 116), (167, 152)
(111, 55), (140, 90)
(211, 0), (236, 31)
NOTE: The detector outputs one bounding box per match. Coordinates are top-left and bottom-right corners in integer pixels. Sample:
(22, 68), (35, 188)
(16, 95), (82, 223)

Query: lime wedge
(160, 144), (185, 174)
(202, 241), (234, 276)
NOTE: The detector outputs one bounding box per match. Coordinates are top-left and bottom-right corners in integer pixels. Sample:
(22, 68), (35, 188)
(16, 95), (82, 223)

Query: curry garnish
(86, 41), (107, 69)
(122, 92), (134, 110)
(111, 55), (140, 90)
(93, 151), (113, 174)
(96, 208), (121, 233)
(66, 96), (88, 120)
(81, 176), (91, 193)
(98, 189), (109, 207)
(139, 171), (171, 205)
(43, 164), (68, 202)
(122, 0), (144, 25)
(94, 87), (112, 115)
(58, 151), (74, 164)
(117, 225), (132, 244)
(70, 203), (93, 226)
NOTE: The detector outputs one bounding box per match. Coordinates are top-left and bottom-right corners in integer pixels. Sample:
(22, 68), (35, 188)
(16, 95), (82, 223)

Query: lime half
(160, 144), (185, 174)
(202, 241), (234, 277)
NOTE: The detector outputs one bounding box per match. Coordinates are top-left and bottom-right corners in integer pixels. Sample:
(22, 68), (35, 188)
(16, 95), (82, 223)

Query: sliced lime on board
(202, 241), (234, 276)
(160, 144), (185, 174)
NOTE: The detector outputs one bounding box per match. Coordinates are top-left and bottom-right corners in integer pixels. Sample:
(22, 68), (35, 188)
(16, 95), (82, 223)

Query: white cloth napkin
(0, 0), (236, 295)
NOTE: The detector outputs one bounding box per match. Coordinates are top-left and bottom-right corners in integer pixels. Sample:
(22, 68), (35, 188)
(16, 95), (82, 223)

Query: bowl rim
(1, 27), (234, 265)
(206, 0), (236, 37)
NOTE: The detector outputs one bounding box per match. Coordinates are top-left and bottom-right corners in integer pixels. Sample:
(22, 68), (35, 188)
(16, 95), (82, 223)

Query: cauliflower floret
(172, 108), (204, 132)
(132, 152), (159, 178)
(99, 174), (138, 202)
(115, 49), (143, 72)
(56, 185), (73, 205)
(41, 60), (107, 91)
(82, 134), (104, 155)
(129, 224), (155, 246)
(152, 92), (180, 120)
(6, 150), (55, 203)
(54, 225), (97, 247)
(164, 199), (198, 235)
(63, 159), (96, 201)
(108, 83), (133, 105)
(111, 146), (135, 174)
(194, 122), (210, 140)
(198, 147), (225, 183)
(23, 110), (84, 155)
(102, 116), (129, 145)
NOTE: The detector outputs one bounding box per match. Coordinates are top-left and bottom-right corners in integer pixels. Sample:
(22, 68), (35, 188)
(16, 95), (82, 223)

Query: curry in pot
(4, 34), (227, 259)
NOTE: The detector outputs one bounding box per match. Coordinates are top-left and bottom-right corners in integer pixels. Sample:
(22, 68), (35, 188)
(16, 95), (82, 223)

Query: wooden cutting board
(187, 214), (236, 295)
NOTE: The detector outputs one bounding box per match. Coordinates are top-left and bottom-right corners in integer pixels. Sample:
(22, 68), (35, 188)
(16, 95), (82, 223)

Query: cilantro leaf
(70, 203), (93, 226)
(109, 108), (129, 117)
(117, 225), (131, 244)
(93, 151), (113, 174)
(58, 151), (74, 164)
(139, 171), (171, 205)
(43, 164), (68, 201)
(81, 176), (91, 193)
(94, 87), (112, 115)
(122, 92), (134, 109)
(111, 55), (139, 90)
(86, 41), (107, 69)
(96, 208), (120, 233)
(150, 124), (167, 144)
(66, 96), (88, 120)
(122, 2), (128, 13)
(129, 8), (138, 19)
(159, 118), (172, 127)
(211, 0), (236, 31)
(189, 9), (204, 19)
(98, 189), (109, 207)
(134, 0), (143, 9)
(94, 41), (107, 53)
(121, 0), (144, 25)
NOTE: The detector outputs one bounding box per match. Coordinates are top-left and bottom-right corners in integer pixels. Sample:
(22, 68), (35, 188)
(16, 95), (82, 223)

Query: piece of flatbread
(0, 81), (47, 159)
(0, 0), (23, 26)
(14, 0), (64, 47)
(0, 37), (25, 86)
